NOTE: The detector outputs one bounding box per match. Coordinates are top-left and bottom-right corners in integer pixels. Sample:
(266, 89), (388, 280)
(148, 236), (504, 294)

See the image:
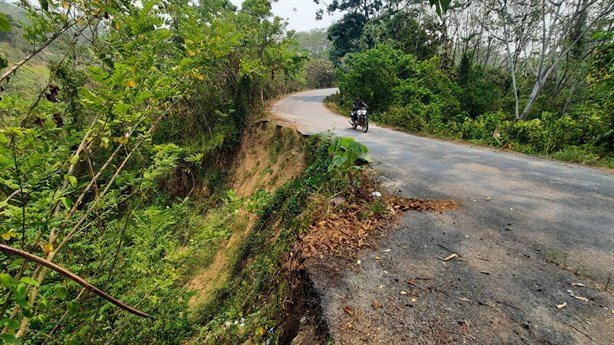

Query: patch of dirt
(231, 120), (305, 198)
(187, 121), (306, 309)
(186, 244), (230, 307)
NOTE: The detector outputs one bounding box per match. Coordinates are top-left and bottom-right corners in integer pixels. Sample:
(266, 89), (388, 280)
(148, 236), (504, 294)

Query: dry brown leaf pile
(296, 194), (458, 261)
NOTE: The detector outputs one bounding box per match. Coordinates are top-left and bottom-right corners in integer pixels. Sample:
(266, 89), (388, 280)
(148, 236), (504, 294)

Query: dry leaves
(297, 194), (458, 262)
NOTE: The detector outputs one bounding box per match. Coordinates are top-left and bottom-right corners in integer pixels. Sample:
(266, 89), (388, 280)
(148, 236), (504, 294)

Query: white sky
(231, 0), (342, 32)
(1, 0), (340, 32)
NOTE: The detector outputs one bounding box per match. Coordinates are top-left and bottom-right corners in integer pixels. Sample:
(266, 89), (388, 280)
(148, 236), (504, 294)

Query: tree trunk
(520, 79), (543, 120)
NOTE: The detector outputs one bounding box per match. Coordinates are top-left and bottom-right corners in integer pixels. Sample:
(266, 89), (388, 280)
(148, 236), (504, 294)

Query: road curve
(273, 88), (614, 344)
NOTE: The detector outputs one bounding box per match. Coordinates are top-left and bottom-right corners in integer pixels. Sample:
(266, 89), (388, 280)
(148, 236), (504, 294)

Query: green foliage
(0, 13), (9, 33)
(328, 13), (368, 64)
(455, 53), (505, 118)
(327, 137), (368, 172)
(305, 58), (337, 89)
(551, 146), (600, 164)
(338, 44), (406, 112)
(339, 45), (462, 130)
(246, 190), (273, 216)
(0, 0), (308, 343)
(190, 134), (356, 345)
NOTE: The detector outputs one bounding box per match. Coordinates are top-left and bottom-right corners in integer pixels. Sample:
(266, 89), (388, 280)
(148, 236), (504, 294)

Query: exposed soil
(186, 120), (306, 310)
(232, 119), (305, 198)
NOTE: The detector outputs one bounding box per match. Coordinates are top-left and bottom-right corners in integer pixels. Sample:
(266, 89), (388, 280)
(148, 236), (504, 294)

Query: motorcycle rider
(351, 96), (368, 125)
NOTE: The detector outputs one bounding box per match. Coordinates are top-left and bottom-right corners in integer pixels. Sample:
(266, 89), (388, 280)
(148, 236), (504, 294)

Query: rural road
(273, 89), (614, 344)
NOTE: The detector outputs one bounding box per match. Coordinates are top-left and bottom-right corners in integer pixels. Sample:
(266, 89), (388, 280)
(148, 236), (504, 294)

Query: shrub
(552, 146), (600, 164)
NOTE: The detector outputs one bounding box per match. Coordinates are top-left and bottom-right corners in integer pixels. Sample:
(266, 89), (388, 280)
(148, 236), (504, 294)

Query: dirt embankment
(185, 120), (306, 309)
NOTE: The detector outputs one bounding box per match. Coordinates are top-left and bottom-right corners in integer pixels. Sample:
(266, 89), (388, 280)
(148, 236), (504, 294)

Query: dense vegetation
(325, 0), (613, 166)
(0, 0), (311, 344)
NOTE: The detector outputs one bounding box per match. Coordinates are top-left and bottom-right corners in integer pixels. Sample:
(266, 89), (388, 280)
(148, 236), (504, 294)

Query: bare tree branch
(0, 244), (152, 319)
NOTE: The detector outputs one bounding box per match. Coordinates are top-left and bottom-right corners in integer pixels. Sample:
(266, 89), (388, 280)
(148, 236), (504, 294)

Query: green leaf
(9, 258), (25, 269)
(13, 284), (26, 299)
(66, 300), (77, 314)
(1, 318), (20, 330)
(39, 0), (49, 12)
(69, 155), (79, 165)
(64, 174), (77, 187)
(0, 334), (21, 345)
(61, 197), (73, 210)
(15, 298), (28, 309)
(0, 13), (10, 32)
(0, 273), (14, 287)
(56, 286), (67, 300)
(329, 155), (347, 171)
(19, 277), (40, 287)
(37, 298), (50, 311)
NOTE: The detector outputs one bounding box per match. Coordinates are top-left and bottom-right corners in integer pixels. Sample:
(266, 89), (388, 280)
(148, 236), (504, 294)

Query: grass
(551, 146), (602, 165)
(544, 250), (595, 279)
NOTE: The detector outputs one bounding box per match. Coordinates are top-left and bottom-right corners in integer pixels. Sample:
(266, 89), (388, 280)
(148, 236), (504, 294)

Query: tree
(295, 28), (332, 60)
(477, 0), (614, 119)
(0, 0), (307, 342)
(305, 58), (337, 88)
(328, 12), (369, 63)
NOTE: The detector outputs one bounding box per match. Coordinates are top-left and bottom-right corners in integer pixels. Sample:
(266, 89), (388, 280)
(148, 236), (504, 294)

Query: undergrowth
(188, 135), (334, 344)
(186, 133), (385, 344)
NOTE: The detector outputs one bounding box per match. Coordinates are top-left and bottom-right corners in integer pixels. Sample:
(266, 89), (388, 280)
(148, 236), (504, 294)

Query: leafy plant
(327, 137), (368, 172)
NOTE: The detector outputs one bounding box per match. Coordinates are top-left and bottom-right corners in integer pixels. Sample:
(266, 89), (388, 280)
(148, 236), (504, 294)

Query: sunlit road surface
(273, 87), (614, 286)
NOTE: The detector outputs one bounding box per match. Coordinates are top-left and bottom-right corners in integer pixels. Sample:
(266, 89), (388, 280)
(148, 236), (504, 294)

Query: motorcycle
(351, 107), (369, 133)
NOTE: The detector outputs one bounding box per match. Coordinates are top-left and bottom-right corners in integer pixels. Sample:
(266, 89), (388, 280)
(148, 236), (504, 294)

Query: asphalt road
(274, 89), (614, 344)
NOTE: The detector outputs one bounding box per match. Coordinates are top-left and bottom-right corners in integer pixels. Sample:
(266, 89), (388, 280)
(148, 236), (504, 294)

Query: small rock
(371, 191), (382, 197)
(331, 197), (346, 205)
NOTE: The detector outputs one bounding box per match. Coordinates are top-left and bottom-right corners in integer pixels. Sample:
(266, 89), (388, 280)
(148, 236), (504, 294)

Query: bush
(552, 146), (600, 164)
(338, 45), (462, 128)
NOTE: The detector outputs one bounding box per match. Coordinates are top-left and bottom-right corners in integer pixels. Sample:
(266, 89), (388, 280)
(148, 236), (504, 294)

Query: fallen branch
(0, 244), (152, 319)
(437, 243), (460, 256)
(564, 322), (595, 342)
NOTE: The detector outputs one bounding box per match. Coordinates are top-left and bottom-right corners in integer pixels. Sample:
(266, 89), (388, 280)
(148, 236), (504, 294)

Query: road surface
(274, 89), (614, 344)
